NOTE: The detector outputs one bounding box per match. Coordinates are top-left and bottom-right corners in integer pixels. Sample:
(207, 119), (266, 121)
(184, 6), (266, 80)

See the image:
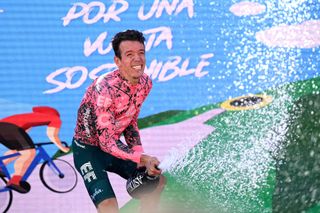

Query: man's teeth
(133, 65), (141, 69)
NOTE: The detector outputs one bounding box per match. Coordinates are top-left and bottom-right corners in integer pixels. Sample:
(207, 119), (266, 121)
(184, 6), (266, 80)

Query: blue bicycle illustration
(0, 142), (78, 213)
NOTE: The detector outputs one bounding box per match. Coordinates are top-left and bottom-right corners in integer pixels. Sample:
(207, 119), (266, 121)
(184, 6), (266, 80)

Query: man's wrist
(140, 153), (150, 165)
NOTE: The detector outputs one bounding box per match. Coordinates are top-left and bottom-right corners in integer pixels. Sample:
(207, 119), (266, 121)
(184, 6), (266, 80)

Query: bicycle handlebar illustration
(0, 142), (78, 213)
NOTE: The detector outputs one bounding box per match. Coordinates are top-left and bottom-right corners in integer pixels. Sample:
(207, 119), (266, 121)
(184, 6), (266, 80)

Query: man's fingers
(150, 163), (162, 175)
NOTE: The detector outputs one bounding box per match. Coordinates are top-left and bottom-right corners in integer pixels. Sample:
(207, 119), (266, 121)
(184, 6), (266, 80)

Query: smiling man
(72, 30), (165, 213)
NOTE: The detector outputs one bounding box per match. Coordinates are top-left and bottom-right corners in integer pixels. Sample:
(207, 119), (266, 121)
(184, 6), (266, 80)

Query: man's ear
(114, 56), (121, 67)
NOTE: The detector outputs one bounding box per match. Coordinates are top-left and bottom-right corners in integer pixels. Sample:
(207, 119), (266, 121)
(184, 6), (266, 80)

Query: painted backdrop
(0, 0), (319, 142)
(0, 0), (319, 212)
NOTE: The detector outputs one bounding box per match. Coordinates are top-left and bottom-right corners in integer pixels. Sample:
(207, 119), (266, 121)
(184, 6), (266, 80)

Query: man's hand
(60, 146), (70, 153)
(140, 154), (162, 176)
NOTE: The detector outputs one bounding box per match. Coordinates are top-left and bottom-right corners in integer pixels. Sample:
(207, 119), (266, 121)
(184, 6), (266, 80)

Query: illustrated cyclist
(0, 106), (70, 193)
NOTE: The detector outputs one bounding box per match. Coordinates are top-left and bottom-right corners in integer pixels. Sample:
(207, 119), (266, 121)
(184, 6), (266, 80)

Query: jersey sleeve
(123, 108), (143, 152)
(47, 115), (62, 128)
(123, 76), (152, 152)
(94, 84), (142, 164)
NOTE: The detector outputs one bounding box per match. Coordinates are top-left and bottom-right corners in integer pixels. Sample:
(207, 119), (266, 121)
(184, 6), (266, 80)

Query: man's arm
(95, 85), (143, 163)
(123, 108), (144, 152)
(47, 127), (70, 153)
(97, 116), (143, 163)
(123, 75), (153, 151)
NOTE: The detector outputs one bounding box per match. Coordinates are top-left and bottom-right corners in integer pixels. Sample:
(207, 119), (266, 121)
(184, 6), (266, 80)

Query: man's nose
(133, 53), (143, 61)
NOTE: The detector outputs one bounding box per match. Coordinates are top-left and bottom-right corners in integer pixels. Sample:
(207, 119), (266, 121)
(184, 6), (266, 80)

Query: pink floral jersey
(73, 70), (152, 163)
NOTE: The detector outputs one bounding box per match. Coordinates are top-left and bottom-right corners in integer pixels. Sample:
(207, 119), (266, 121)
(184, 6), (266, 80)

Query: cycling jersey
(0, 106), (61, 150)
(0, 110), (61, 130)
(73, 70), (152, 164)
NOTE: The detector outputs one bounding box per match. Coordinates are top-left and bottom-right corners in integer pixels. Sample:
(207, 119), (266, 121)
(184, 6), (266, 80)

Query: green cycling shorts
(72, 138), (138, 206)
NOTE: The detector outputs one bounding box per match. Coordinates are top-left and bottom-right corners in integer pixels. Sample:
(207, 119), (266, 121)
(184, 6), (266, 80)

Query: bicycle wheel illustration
(39, 159), (77, 193)
(0, 177), (12, 213)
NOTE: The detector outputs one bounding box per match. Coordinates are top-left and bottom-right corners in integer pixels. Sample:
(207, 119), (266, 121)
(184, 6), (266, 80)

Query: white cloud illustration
(229, 1), (266, 16)
(256, 20), (320, 48)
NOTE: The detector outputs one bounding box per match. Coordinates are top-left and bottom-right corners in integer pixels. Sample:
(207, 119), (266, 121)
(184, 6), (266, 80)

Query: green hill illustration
(121, 76), (320, 213)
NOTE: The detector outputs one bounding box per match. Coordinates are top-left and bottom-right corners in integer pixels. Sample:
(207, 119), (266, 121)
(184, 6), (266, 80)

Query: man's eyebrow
(124, 49), (145, 54)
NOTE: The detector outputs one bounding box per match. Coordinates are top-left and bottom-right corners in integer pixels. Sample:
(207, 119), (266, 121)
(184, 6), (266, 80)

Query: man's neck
(119, 70), (139, 85)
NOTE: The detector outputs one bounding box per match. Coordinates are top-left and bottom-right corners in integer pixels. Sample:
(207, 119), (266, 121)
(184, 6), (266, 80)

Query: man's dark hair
(112, 30), (145, 59)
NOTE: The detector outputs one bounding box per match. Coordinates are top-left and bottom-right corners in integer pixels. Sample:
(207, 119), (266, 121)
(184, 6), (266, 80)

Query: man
(0, 106), (70, 193)
(72, 30), (165, 213)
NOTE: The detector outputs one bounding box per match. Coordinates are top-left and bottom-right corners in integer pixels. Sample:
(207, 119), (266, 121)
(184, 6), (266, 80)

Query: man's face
(114, 40), (146, 85)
